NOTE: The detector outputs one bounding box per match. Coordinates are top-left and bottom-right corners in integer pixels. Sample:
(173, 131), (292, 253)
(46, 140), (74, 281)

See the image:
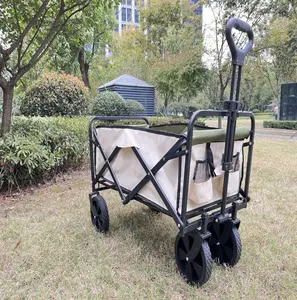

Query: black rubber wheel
(208, 220), (242, 266)
(175, 231), (212, 286)
(90, 195), (109, 233)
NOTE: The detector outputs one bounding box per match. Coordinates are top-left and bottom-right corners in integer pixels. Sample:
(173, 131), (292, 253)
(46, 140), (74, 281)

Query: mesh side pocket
(193, 160), (211, 183)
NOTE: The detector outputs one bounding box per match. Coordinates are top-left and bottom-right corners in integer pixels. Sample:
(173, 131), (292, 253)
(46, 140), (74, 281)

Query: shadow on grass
(110, 205), (177, 261)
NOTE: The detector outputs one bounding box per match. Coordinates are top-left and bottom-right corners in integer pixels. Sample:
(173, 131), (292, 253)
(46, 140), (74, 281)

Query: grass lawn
(0, 137), (297, 299)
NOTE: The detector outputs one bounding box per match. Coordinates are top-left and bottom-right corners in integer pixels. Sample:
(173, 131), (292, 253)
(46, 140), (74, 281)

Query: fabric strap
(206, 143), (216, 177)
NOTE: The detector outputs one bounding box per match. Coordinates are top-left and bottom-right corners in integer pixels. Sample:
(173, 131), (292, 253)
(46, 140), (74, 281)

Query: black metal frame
(88, 110), (255, 237)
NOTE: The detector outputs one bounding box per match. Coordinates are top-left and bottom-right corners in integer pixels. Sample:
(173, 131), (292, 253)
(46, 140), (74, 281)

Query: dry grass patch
(0, 137), (297, 299)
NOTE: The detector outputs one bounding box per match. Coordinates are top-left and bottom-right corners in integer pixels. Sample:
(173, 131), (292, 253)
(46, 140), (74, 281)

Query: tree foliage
(143, 0), (207, 109)
(107, 29), (149, 82)
(256, 17), (297, 95)
(47, 1), (117, 88)
(0, 0), (114, 135)
(204, 0), (271, 106)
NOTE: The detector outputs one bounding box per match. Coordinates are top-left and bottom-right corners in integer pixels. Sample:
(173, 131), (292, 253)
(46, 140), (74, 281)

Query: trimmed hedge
(125, 100), (145, 115)
(263, 120), (297, 130)
(91, 91), (127, 116)
(91, 92), (145, 116)
(20, 73), (89, 117)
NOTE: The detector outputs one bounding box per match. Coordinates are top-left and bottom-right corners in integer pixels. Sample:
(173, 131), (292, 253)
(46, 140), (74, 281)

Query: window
(194, 6), (202, 15)
(135, 0), (138, 6)
(122, 0), (126, 4)
(134, 9), (139, 23)
(191, 0), (202, 15)
(122, 8), (127, 22)
(127, 0), (132, 5)
(127, 8), (132, 21)
(115, 9), (119, 20)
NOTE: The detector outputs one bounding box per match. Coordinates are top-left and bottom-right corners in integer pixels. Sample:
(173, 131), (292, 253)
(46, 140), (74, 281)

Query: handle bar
(226, 18), (254, 66)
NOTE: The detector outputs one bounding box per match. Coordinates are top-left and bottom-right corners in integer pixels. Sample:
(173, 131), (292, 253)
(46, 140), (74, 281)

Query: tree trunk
(218, 82), (225, 129)
(78, 48), (91, 89)
(164, 96), (168, 116)
(219, 81), (225, 105)
(1, 85), (14, 136)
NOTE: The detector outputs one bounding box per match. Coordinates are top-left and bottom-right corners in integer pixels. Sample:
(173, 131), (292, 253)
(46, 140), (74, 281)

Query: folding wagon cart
(88, 18), (255, 286)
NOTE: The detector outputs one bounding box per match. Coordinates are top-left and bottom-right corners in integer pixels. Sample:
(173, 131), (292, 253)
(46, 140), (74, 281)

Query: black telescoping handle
(226, 18), (254, 66)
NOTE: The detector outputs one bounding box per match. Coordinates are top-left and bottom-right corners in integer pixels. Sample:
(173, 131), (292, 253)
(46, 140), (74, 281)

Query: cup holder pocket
(228, 170), (240, 196)
(189, 160), (213, 205)
(213, 152), (241, 197)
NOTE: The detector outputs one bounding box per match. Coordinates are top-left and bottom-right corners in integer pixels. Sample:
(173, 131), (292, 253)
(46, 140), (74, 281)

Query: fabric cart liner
(95, 125), (250, 213)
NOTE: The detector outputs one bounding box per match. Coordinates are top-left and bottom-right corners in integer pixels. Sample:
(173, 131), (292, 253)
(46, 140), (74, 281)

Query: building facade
(115, 0), (145, 35)
(114, 0), (202, 35)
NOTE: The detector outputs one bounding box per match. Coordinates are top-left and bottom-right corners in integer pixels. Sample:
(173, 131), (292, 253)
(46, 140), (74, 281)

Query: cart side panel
(95, 127), (246, 213)
(96, 127), (180, 210)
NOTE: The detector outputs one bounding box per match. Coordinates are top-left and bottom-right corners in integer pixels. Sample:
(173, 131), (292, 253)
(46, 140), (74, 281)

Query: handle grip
(226, 18), (254, 66)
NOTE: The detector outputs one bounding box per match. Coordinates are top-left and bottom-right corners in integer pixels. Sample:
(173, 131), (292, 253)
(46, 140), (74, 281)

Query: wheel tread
(200, 241), (212, 285)
(90, 195), (109, 233)
(229, 227), (241, 266)
(208, 220), (242, 267)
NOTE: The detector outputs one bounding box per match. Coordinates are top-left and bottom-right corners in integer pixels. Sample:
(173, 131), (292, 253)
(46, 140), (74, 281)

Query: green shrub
(0, 117), (86, 190)
(0, 134), (55, 188)
(187, 103), (201, 118)
(20, 73), (89, 117)
(53, 116), (89, 144)
(11, 116), (50, 136)
(167, 102), (202, 118)
(148, 116), (204, 127)
(264, 109), (272, 113)
(125, 100), (145, 115)
(11, 116), (88, 150)
(168, 102), (188, 117)
(252, 109), (260, 113)
(92, 91), (127, 116)
(263, 120), (297, 130)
